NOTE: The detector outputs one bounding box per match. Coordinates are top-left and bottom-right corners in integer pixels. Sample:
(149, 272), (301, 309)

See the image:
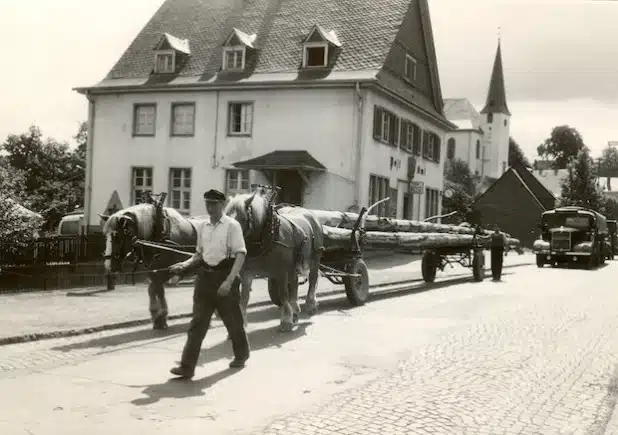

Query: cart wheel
(421, 251), (437, 283)
(472, 250), (485, 282)
(344, 258), (370, 306)
(268, 278), (282, 306)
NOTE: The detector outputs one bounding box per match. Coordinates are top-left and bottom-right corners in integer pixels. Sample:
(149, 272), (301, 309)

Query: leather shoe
(170, 366), (194, 378)
(229, 358), (247, 369)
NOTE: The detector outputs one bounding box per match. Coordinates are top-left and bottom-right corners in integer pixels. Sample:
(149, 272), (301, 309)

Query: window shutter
(373, 106), (382, 140)
(435, 134), (441, 162)
(400, 120), (407, 149)
(389, 114), (399, 146)
(422, 130), (429, 157)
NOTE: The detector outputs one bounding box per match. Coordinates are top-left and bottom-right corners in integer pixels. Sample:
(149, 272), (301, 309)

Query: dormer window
(222, 28), (257, 71)
(301, 25), (342, 69)
(153, 33), (190, 75)
(404, 54), (417, 81)
(155, 51), (175, 74)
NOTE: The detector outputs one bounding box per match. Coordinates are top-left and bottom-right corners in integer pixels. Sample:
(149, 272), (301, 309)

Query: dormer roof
(155, 32), (190, 55)
(224, 28), (257, 48)
(303, 25), (342, 47)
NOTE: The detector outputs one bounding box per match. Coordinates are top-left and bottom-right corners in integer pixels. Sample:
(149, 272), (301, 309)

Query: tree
(600, 145), (618, 191)
(0, 160), (42, 246)
(537, 125), (586, 169)
(0, 125), (86, 234)
(508, 137), (530, 168)
(558, 148), (604, 211)
(74, 121), (87, 163)
(442, 158), (476, 221)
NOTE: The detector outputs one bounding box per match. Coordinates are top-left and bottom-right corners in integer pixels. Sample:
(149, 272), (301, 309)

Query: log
(311, 209), (494, 236)
(322, 226), (520, 251)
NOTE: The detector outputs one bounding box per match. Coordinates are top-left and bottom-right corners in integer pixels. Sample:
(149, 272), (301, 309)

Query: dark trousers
(491, 247), (504, 280)
(179, 269), (249, 370)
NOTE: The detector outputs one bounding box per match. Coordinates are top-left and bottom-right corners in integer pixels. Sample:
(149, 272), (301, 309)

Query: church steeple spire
(480, 39), (510, 116)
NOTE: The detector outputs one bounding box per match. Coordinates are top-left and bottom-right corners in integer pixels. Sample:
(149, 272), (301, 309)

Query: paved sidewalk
(0, 252), (533, 343)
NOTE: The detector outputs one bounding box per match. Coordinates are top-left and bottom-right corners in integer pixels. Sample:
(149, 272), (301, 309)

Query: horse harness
(244, 203), (310, 270)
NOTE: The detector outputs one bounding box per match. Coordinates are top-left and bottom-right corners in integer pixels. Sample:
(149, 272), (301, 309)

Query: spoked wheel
(421, 251), (438, 283)
(344, 258), (370, 306)
(472, 250), (485, 282)
(268, 278), (282, 306)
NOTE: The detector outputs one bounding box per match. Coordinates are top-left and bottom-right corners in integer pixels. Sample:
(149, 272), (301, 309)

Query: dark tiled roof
(480, 42), (510, 115)
(105, 0), (412, 80)
(233, 150), (326, 170)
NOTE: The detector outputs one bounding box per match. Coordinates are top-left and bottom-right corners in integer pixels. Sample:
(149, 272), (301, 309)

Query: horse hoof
(278, 322), (294, 333)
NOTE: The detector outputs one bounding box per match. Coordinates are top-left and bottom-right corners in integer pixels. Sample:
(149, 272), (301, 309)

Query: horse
(224, 188), (324, 332)
(99, 194), (209, 329)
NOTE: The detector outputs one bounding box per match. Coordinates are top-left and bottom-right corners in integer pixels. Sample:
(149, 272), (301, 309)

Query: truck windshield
(542, 214), (591, 230)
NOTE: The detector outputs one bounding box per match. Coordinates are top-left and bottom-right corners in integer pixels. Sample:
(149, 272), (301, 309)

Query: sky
(0, 0), (616, 161)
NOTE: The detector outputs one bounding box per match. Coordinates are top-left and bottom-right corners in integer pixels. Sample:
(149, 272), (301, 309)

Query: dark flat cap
(203, 189), (226, 202)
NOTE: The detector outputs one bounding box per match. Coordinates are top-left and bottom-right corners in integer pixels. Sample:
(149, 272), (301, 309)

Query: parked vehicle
(57, 213), (84, 236)
(532, 206), (608, 269)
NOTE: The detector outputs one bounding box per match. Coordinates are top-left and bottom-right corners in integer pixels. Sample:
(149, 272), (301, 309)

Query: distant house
(472, 163), (556, 247)
(531, 167), (569, 199)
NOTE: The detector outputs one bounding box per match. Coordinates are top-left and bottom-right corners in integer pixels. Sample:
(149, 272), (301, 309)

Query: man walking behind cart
(168, 189), (249, 379)
(490, 225), (507, 281)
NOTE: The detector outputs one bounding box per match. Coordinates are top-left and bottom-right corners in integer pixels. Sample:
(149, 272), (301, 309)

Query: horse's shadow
(129, 322), (311, 406)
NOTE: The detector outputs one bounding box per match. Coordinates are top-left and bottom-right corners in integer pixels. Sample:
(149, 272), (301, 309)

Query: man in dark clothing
(168, 189), (249, 379)
(490, 225), (507, 280)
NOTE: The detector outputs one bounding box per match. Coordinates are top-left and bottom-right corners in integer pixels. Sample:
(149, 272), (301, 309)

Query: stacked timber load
(321, 226), (521, 251)
(307, 209), (521, 251)
(311, 210), (496, 236)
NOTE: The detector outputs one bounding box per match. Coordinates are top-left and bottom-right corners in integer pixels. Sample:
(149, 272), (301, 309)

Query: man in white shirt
(168, 189), (249, 379)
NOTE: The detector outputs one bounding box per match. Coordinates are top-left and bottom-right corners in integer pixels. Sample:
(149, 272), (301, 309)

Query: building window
(372, 106), (399, 147)
(223, 47), (244, 70)
(171, 103), (195, 136)
(303, 43), (328, 68)
(411, 123), (422, 155)
(368, 174), (389, 217)
(168, 168), (191, 214)
(226, 169), (250, 196)
(154, 51), (175, 74)
(133, 104), (157, 136)
(131, 167), (153, 205)
(425, 187), (439, 220)
(504, 119), (507, 126)
(422, 131), (441, 163)
(447, 138), (456, 159)
(404, 54), (417, 81)
(400, 120), (413, 152)
(487, 113), (493, 123)
(476, 139), (481, 159)
(228, 102), (253, 136)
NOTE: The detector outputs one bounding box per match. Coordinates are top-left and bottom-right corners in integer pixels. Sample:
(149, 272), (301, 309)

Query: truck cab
(532, 206), (607, 269)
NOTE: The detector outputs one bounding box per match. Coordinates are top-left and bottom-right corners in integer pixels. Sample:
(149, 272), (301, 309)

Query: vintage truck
(532, 206), (608, 269)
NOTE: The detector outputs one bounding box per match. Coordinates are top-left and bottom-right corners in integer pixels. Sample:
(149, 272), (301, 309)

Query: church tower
(480, 39), (511, 179)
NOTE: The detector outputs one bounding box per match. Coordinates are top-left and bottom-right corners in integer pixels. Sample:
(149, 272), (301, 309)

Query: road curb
(0, 261), (533, 347)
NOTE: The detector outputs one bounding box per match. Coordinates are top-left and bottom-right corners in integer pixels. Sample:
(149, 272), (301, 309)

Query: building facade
(442, 42), (511, 180)
(76, 0), (456, 229)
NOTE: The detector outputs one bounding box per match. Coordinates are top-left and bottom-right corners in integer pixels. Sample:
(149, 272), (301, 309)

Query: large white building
(75, 0), (456, 231)
(442, 42), (511, 180)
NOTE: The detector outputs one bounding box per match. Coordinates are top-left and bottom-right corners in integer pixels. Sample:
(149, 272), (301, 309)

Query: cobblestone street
(1, 255), (616, 435)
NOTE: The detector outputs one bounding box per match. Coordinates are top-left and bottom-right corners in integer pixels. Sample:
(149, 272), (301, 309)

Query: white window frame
(404, 54), (417, 82)
(228, 102), (254, 136)
(222, 46), (246, 70)
(154, 50), (176, 74)
(131, 167), (153, 205)
(133, 104), (157, 136)
(170, 102), (195, 136)
(401, 121), (413, 152)
(368, 174), (390, 217)
(303, 42), (328, 68)
(226, 169), (250, 197)
(381, 111), (392, 143)
(168, 168), (192, 214)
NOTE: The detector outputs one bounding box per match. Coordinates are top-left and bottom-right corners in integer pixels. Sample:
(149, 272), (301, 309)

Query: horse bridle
(242, 187), (281, 256)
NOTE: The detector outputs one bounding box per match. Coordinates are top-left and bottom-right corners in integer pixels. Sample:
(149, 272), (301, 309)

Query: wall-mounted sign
(409, 181), (424, 194)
